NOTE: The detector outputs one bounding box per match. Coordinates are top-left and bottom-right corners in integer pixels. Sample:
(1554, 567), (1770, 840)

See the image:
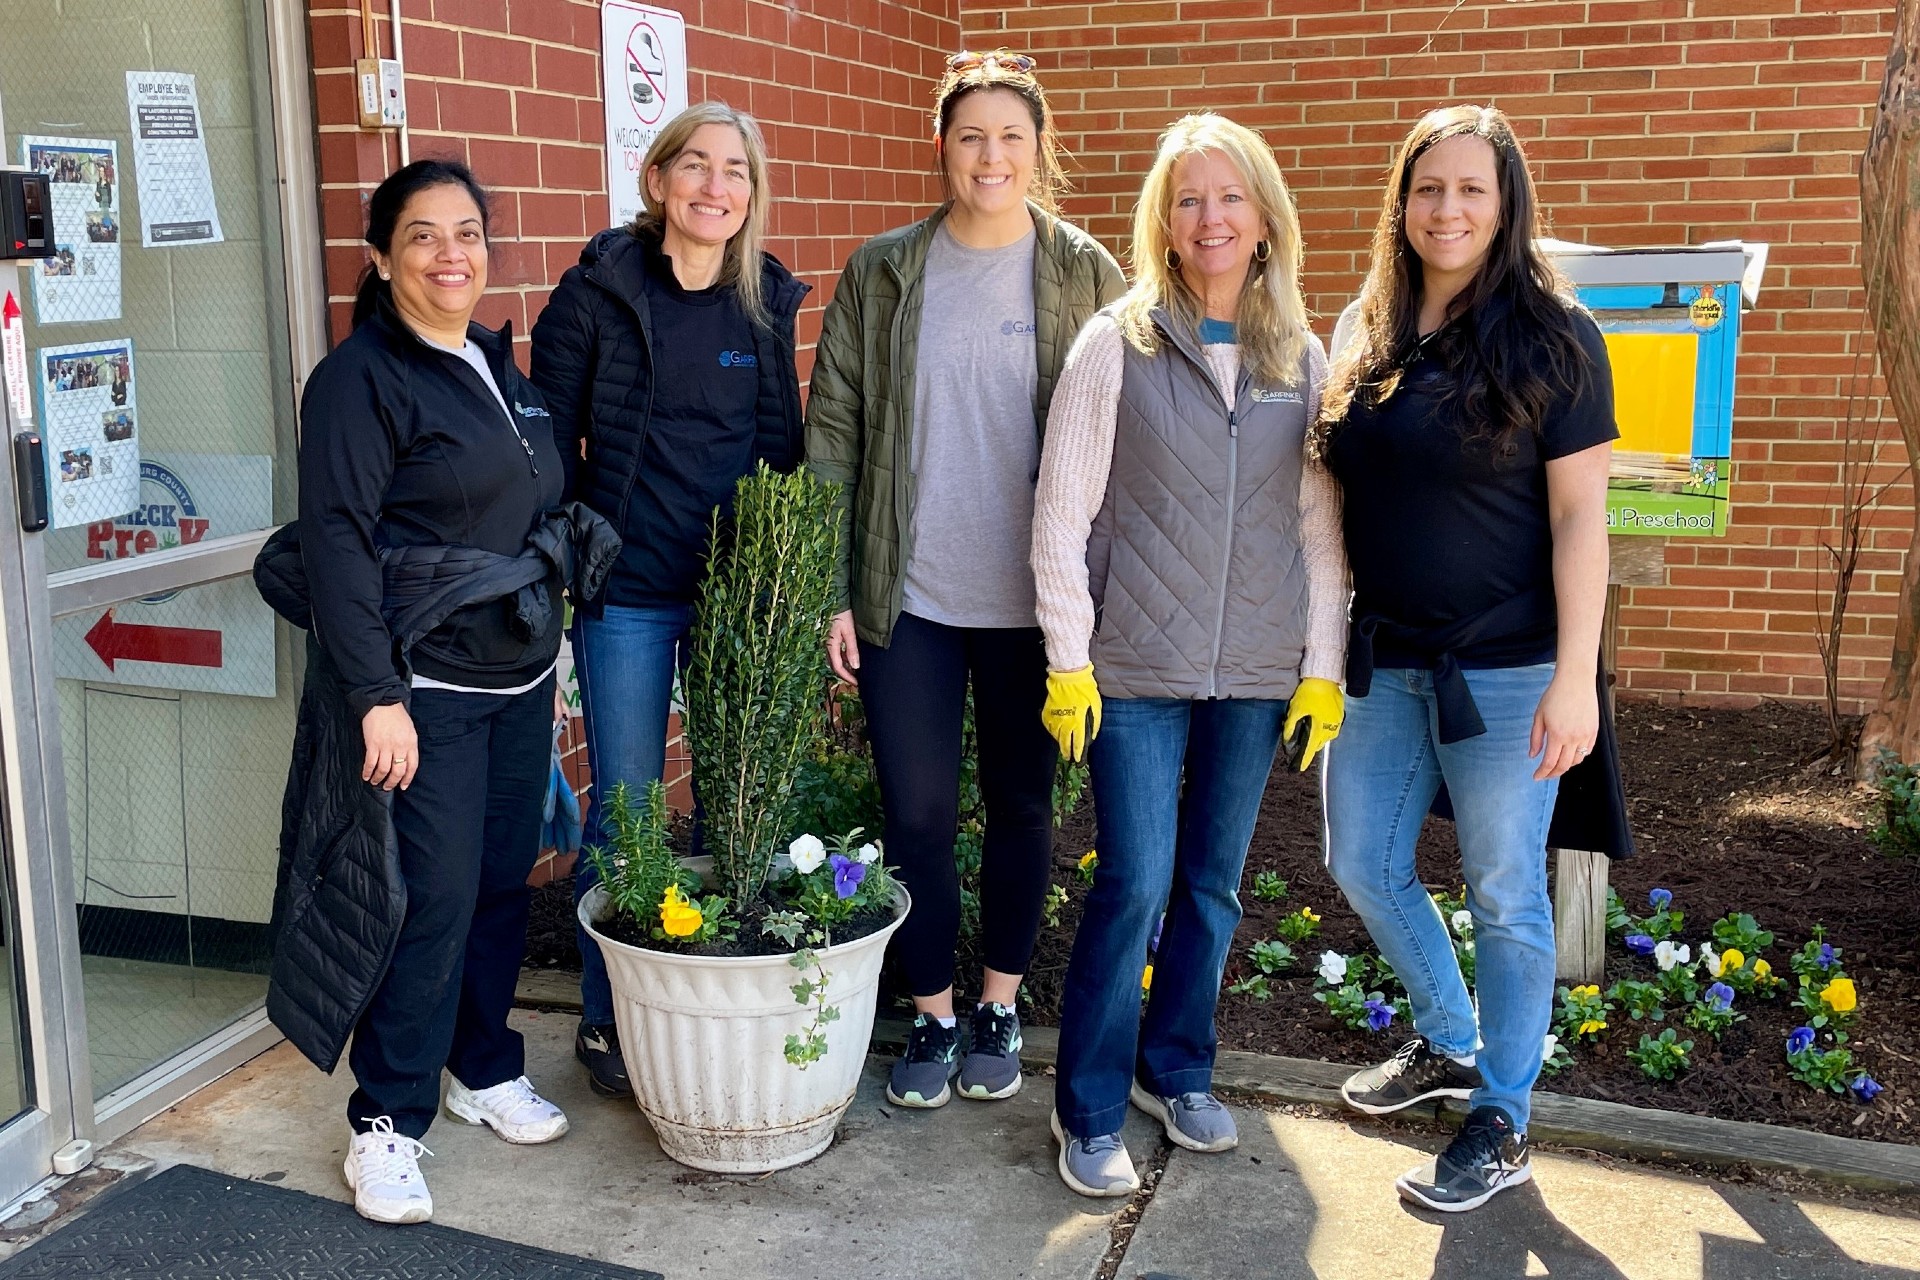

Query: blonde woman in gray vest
(1030, 113), (1349, 1196)
(807, 50), (1126, 1112)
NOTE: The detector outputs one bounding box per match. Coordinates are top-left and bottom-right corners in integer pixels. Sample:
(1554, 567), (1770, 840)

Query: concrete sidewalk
(108, 1009), (1920, 1279)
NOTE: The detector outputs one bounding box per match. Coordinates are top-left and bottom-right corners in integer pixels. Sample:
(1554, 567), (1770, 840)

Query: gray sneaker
(1050, 1111), (1140, 1198)
(1128, 1082), (1238, 1152)
(886, 1014), (960, 1108)
(958, 1002), (1023, 1100)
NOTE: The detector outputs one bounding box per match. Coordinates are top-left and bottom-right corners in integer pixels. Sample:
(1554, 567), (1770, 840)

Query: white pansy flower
(1541, 1032), (1560, 1063)
(1450, 909), (1474, 938)
(855, 842), (881, 865)
(1700, 943), (1722, 977)
(1318, 951), (1348, 985)
(787, 833), (826, 875)
(1654, 940), (1691, 972)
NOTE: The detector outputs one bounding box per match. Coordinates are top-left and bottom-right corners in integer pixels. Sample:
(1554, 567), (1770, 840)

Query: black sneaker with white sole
(575, 1019), (632, 1098)
(1340, 1038), (1482, 1115)
(886, 1014), (961, 1108)
(1396, 1105), (1531, 1213)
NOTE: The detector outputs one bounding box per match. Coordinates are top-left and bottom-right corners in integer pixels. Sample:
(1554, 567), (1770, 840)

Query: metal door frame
(0, 0), (328, 1179)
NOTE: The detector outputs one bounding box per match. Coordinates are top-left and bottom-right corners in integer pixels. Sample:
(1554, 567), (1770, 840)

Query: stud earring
(1164, 247), (1181, 271)
(1254, 239), (1271, 264)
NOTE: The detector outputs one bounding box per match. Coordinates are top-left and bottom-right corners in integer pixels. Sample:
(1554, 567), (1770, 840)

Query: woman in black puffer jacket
(529, 101), (806, 1100)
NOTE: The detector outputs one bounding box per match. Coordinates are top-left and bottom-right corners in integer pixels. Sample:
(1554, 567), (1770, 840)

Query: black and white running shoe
(1396, 1105), (1531, 1213)
(1340, 1038), (1482, 1115)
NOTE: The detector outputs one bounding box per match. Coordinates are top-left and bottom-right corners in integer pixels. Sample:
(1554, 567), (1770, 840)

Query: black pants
(857, 612), (1058, 997)
(346, 676), (554, 1138)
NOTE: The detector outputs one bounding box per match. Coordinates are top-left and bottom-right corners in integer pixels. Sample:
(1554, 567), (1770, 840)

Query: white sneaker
(343, 1117), (433, 1224)
(444, 1074), (570, 1144)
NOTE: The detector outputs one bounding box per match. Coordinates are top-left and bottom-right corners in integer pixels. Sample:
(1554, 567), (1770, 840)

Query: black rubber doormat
(0, 1163), (665, 1279)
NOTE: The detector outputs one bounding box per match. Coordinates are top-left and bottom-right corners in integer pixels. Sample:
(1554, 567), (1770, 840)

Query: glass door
(0, 0), (325, 1158)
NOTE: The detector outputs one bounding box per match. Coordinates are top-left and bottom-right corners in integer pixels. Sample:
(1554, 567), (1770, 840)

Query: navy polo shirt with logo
(614, 244), (761, 606)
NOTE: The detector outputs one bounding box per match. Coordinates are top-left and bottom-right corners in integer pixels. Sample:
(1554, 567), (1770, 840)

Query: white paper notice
(20, 137), (122, 324)
(37, 339), (139, 527)
(125, 72), (224, 247)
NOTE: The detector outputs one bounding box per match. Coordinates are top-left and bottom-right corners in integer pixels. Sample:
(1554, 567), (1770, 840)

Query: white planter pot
(578, 881), (909, 1174)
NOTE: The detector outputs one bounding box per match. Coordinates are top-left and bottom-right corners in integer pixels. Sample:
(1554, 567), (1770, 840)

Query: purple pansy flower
(1363, 999), (1395, 1032)
(1649, 888), (1673, 912)
(1705, 982), (1735, 1011)
(1149, 913), (1164, 957)
(1625, 934), (1655, 955)
(829, 853), (866, 900)
(1786, 1026), (1816, 1055)
(1852, 1075), (1885, 1103)
(1816, 942), (1836, 970)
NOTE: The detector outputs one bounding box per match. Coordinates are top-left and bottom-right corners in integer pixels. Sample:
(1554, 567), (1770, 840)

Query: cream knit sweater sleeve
(1032, 315), (1126, 673)
(1031, 316), (1350, 682)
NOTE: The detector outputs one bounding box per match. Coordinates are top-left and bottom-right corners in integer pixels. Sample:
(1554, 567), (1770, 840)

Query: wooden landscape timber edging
(514, 971), (1920, 1194)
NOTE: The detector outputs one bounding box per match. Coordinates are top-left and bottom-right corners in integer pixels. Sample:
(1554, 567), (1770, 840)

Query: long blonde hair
(1114, 114), (1311, 387)
(631, 101), (774, 328)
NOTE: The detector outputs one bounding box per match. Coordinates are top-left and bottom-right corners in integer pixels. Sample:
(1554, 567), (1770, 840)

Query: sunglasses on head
(946, 50), (1036, 74)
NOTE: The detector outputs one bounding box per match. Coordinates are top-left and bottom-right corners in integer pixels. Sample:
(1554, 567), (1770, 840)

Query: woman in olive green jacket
(805, 49), (1124, 1113)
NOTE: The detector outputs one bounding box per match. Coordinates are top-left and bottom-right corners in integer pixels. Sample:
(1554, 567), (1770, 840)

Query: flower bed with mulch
(527, 698), (1918, 1144)
(1019, 698), (1918, 1145)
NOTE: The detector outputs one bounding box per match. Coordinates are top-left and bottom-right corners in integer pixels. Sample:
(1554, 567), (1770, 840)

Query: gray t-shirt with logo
(900, 222), (1040, 629)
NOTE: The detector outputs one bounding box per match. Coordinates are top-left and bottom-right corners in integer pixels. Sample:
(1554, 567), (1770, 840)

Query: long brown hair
(630, 102), (773, 329)
(930, 49), (1068, 215)
(1314, 104), (1594, 459)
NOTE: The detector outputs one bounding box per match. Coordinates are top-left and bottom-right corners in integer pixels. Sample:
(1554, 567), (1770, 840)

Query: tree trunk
(1855, 2), (1920, 769)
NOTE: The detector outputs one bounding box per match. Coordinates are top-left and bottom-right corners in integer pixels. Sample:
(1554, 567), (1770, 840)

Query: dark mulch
(527, 698), (1919, 1144)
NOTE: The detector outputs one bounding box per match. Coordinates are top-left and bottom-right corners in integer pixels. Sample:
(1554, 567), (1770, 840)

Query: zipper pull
(1229, 410), (1239, 438)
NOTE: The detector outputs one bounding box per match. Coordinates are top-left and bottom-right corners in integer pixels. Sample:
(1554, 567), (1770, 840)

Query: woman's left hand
(554, 683), (568, 725)
(1530, 671), (1598, 781)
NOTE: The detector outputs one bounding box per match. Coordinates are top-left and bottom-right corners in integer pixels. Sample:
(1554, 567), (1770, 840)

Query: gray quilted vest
(1087, 310), (1326, 700)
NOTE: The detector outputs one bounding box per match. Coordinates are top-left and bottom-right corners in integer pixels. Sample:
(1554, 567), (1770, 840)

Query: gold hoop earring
(1254, 239), (1271, 264)
(1164, 247), (1181, 271)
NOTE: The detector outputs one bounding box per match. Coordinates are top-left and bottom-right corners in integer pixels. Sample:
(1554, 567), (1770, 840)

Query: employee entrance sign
(601, 1), (688, 229)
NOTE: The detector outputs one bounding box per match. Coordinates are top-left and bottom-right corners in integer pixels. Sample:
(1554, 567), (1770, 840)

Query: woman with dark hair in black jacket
(529, 101), (807, 1099)
(298, 159), (579, 1225)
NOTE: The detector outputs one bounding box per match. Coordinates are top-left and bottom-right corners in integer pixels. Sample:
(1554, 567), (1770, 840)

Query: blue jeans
(572, 602), (692, 1026)
(1055, 696), (1287, 1137)
(1323, 663), (1560, 1131)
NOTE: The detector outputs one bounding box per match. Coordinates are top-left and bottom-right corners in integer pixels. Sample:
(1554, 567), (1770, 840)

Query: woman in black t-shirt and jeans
(1313, 105), (1616, 1214)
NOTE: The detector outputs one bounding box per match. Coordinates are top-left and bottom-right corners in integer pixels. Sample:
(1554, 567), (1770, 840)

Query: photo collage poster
(37, 339), (138, 527)
(19, 136), (122, 325)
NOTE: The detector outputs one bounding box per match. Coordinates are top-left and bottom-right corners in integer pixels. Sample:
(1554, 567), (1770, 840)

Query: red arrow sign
(84, 609), (223, 670)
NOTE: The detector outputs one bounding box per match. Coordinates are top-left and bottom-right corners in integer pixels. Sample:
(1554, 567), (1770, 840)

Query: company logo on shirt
(1000, 319), (1036, 336)
(1252, 388), (1303, 404)
(514, 402), (551, 418)
(718, 350), (759, 368)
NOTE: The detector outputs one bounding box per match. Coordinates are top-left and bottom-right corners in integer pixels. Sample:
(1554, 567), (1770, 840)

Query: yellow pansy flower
(659, 884), (703, 938)
(1142, 963), (1154, 993)
(1820, 977), (1857, 1013)
(1720, 948), (1745, 972)
(1301, 908), (1320, 923)
(1578, 1019), (1607, 1036)
(1572, 985), (1599, 999)
(1079, 850), (1097, 870)
(1752, 958), (1773, 980)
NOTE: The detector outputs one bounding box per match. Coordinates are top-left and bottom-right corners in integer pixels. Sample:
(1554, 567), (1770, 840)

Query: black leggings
(857, 611), (1058, 997)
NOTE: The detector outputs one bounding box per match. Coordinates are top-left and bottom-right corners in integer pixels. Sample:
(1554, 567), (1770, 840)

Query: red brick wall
(962, 0), (1903, 710)
(307, 0), (961, 365)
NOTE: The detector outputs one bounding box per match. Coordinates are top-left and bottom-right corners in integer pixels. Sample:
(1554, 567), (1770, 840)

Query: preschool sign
(1547, 242), (1766, 538)
(53, 452), (277, 697)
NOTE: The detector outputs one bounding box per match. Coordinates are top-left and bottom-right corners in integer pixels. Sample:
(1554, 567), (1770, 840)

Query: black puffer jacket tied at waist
(254, 504), (619, 1072)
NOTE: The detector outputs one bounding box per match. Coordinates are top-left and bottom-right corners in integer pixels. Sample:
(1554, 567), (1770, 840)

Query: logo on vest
(718, 350), (759, 368)
(1000, 319), (1036, 336)
(1252, 388), (1303, 403)
(514, 402), (550, 418)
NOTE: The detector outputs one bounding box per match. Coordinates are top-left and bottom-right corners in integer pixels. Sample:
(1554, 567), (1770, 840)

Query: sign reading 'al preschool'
(601, 1), (688, 230)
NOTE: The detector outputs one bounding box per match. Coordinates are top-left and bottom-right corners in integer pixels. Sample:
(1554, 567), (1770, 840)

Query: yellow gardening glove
(1043, 665), (1103, 762)
(1284, 677), (1344, 771)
